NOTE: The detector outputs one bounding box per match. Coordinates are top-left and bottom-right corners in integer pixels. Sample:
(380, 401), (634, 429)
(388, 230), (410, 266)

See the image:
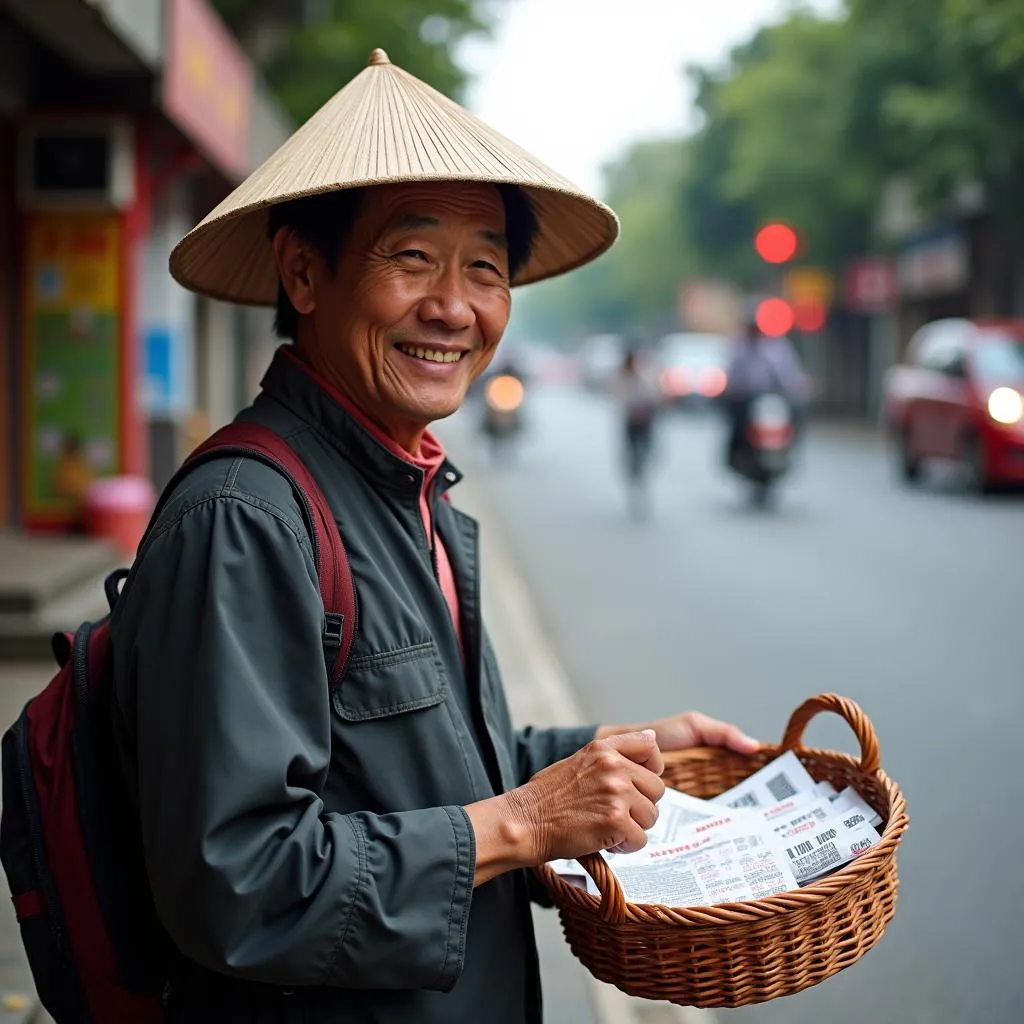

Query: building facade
(0, 0), (289, 530)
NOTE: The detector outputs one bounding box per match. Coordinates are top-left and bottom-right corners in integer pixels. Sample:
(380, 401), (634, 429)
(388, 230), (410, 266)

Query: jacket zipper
(420, 479), (440, 583)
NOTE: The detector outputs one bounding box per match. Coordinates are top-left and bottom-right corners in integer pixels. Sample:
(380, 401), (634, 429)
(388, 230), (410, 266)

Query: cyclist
(611, 346), (662, 517)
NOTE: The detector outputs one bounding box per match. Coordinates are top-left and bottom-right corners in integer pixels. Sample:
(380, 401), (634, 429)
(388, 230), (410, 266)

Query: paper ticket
(607, 827), (799, 907)
(712, 751), (818, 810)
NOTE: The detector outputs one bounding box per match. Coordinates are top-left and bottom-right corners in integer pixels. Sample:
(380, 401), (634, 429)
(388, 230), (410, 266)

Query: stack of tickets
(550, 751), (883, 908)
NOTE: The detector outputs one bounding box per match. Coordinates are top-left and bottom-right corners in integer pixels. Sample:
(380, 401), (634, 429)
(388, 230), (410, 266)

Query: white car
(578, 334), (625, 391)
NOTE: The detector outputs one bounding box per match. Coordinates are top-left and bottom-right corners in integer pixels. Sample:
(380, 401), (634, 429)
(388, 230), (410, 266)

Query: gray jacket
(110, 348), (595, 1023)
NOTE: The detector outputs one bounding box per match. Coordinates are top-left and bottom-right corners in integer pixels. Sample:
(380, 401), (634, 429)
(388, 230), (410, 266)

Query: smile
(396, 344), (465, 364)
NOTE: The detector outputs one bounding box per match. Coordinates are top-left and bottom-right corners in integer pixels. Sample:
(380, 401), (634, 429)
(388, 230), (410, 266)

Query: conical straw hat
(170, 49), (619, 304)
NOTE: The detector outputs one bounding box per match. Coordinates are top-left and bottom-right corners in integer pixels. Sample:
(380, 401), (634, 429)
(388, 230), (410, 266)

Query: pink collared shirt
(283, 349), (463, 647)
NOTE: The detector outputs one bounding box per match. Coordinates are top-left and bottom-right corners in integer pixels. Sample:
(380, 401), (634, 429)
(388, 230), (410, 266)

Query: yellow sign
(27, 216), (120, 309)
(22, 212), (122, 524)
(783, 268), (835, 308)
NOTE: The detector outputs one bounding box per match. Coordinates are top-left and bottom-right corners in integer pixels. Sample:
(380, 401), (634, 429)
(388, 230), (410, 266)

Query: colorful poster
(22, 212), (122, 523)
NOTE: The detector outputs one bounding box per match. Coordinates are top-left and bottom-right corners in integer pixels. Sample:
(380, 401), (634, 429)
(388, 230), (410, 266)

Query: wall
(195, 297), (237, 434)
(89, 0), (163, 68)
(0, 121), (14, 526)
(139, 175), (198, 489)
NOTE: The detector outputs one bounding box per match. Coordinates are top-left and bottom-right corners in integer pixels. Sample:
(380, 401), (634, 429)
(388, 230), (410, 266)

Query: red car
(882, 318), (1024, 490)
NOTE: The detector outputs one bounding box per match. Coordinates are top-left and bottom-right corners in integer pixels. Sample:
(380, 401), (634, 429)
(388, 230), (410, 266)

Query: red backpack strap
(150, 423), (356, 689)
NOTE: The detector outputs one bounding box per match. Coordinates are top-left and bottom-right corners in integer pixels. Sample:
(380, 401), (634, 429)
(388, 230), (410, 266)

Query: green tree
(680, 10), (893, 282)
(512, 138), (693, 344)
(212, 0), (503, 122)
(846, 0), (1024, 221)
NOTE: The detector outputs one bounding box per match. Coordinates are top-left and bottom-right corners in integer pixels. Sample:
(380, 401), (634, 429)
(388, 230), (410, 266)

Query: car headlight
(988, 387), (1024, 425)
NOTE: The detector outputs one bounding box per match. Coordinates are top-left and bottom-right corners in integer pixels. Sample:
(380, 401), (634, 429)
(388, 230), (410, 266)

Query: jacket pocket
(332, 640), (447, 722)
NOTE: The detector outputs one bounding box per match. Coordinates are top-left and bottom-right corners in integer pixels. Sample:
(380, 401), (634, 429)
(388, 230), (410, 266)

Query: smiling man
(109, 51), (758, 1023)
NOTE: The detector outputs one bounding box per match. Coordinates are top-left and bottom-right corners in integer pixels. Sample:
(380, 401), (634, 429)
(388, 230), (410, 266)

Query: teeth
(399, 345), (463, 364)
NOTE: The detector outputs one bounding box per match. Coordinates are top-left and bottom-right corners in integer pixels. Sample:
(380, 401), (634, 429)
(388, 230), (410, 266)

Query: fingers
(630, 791), (660, 831)
(683, 712), (760, 754)
(604, 729), (665, 775)
(610, 819), (649, 855)
(627, 760), (666, 805)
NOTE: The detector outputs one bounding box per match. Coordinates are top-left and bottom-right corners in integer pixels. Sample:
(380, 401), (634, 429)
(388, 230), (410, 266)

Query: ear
(272, 227), (316, 315)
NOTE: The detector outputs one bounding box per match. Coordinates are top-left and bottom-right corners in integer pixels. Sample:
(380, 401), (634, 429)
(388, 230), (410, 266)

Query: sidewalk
(0, 662), (54, 1024)
(448, 432), (714, 1024)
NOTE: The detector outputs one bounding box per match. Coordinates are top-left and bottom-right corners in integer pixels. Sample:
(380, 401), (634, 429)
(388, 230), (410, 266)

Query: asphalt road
(439, 385), (1024, 1024)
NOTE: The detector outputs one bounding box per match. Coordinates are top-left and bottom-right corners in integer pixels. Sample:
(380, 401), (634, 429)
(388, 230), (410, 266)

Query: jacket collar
(257, 345), (464, 497)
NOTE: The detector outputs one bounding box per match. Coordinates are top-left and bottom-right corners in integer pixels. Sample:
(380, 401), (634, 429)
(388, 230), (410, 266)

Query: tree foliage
(212, 0), (503, 122)
(510, 138), (692, 344)
(518, 0), (1024, 345)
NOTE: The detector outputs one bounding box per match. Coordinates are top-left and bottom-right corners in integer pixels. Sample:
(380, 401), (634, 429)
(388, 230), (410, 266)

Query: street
(439, 384), (1024, 1024)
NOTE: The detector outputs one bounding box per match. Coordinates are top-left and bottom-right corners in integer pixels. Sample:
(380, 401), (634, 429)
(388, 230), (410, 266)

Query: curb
(455, 446), (716, 1024)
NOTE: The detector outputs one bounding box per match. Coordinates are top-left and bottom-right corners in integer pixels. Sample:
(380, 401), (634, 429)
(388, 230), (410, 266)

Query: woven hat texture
(170, 49), (619, 304)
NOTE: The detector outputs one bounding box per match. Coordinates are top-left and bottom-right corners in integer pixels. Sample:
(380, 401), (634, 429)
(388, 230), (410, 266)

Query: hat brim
(170, 175), (618, 306)
(168, 57), (619, 305)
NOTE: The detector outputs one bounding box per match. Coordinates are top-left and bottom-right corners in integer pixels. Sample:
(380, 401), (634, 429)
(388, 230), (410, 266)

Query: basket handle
(779, 692), (880, 775)
(577, 851), (630, 924)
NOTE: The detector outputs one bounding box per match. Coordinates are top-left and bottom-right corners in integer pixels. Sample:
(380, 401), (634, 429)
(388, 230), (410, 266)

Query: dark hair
(268, 188), (366, 341)
(267, 183), (538, 341)
(496, 183), (537, 283)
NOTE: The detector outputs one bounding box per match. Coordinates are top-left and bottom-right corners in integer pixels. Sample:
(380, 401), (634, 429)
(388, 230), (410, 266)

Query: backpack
(0, 422), (357, 1023)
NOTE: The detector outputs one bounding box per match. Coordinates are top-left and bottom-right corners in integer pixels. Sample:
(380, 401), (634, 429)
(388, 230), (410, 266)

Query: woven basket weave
(535, 693), (909, 1008)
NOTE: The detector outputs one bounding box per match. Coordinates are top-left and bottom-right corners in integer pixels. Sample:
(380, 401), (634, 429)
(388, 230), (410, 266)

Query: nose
(416, 269), (475, 333)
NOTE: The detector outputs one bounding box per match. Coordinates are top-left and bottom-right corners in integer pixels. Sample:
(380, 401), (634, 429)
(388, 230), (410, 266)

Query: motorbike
(728, 393), (796, 506)
(479, 373), (525, 462)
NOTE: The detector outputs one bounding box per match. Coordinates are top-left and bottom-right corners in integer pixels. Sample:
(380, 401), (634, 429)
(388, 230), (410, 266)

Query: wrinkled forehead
(360, 180), (507, 239)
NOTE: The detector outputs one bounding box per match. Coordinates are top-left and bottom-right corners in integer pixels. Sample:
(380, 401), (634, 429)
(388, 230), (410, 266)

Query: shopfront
(0, 0), (288, 529)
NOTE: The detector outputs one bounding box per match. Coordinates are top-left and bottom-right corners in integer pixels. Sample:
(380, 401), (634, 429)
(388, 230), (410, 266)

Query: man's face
(280, 181), (512, 446)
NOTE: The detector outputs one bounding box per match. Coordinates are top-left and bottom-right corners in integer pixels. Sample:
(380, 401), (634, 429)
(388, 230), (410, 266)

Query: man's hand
(466, 730), (666, 883)
(596, 712), (759, 756)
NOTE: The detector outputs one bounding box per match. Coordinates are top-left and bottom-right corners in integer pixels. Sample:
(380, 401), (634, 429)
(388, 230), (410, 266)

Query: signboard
(163, 0), (253, 180)
(21, 213), (122, 523)
(677, 278), (742, 333)
(783, 267), (835, 308)
(844, 256), (898, 313)
(898, 227), (968, 299)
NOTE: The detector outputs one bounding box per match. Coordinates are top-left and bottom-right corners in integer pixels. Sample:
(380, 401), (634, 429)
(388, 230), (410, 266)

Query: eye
(396, 249), (429, 262)
(473, 259), (502, 274)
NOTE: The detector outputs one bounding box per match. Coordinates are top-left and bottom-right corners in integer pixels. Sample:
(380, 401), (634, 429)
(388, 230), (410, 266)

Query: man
(724, 309), (810, 465)
(110, 50), (759, 1023)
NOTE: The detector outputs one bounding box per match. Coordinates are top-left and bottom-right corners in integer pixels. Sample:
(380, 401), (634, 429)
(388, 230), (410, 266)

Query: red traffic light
(755, 223), (798, 264)
(755, 298), (795, 337)
(793, 300), (827, 332)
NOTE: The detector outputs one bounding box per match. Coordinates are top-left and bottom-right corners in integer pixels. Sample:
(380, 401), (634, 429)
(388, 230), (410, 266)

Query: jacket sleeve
(115, 488), (474, 991)
(514, 725), (597, 785)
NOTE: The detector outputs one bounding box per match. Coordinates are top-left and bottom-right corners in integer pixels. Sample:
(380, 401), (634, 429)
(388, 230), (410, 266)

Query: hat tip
(368, 48), (390, 66)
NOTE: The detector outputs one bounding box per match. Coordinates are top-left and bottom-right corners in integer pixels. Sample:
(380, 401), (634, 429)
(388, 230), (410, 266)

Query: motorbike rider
(723, 307), (810, 467)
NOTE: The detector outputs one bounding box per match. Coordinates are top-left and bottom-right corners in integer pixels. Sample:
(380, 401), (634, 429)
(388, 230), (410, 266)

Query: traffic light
(754, 223), (798, 264)
(755, 298), (795, 337)
(793, 300), (827, 332)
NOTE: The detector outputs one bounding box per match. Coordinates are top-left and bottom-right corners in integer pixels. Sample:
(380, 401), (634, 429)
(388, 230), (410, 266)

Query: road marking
(459, 462), (717, 1024)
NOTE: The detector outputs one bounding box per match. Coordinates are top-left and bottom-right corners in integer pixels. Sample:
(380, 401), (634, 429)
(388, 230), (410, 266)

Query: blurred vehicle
(578, 334), (625, 391)
(656, 332), (730, 408)
(727, 393), (796, 506)
(882, 318), (1024, 491)
(509, 340), (580, 387)
(480, 372), (526, 463)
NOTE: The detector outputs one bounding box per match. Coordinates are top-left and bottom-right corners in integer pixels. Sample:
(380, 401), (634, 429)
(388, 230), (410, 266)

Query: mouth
(395, 343), (467, 364)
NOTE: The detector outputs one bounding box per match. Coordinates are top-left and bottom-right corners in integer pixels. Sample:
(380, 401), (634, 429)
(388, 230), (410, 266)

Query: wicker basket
(535, 693), (909, 1008)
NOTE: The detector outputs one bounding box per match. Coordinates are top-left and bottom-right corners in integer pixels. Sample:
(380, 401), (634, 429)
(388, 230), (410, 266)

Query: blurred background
(0, 1), (1022, 1022)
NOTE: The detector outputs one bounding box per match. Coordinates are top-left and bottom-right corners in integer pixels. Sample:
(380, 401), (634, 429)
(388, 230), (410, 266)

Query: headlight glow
(485, 375), (524, 412)
(987, 387), (1023, 425)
